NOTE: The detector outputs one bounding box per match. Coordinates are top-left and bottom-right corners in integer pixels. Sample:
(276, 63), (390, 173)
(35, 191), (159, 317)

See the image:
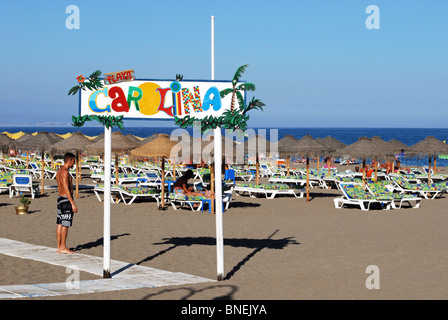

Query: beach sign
(69, 61), (264, 280)
(79, 78), (237, 121)
(71, 68), (262, 133)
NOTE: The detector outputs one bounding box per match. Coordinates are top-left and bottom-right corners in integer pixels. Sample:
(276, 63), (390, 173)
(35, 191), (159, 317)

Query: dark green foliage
(72, 115), (124, 129)
(68, 70), (104, 96)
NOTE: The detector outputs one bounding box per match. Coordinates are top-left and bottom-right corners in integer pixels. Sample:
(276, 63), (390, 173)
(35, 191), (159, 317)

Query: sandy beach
(1, 162), (447, 301)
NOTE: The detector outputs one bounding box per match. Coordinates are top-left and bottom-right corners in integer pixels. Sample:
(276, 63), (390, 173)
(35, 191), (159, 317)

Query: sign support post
(212, 15), (225, 281)
(103, 126), (112, 278)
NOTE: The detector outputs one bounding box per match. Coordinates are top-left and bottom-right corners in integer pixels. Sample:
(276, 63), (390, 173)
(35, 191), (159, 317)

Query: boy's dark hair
(64, 152), (76, 162)
(185, 169), (194, 179)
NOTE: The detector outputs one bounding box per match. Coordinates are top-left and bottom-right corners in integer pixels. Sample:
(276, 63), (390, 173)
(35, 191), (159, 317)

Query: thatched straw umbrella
(139, 133), (160, 145)
(10, 132), (35, 165)
(278, 134), (327, 202)
(407, 136), (448, 184)
(276, 135), (298, 175)
(0, 133), (13, 164)
(126, 133), (144, 144)
(12, 132), (34, 150)
(337, 137), (385, 188)
(316, 136), (346, 174)
(388, 138), (408, 151)
(86, 131), (141, 186)
(13, 131), (62, 194)
(92, 133), (105, 143)
(51, 131), (94, 198)
(371, 136), (397, 179)
(130, 133), (179, 209)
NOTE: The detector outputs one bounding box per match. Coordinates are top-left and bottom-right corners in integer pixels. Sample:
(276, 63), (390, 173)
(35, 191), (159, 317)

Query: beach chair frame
(390, 176), (445, 200)
(366, 181), (421, 209)
(169, 194), (204, 211)
(117, 186), (161, 205)
(93, 185), (124, 204)
(333, 183), (393, 211)
(8, 174), (39, 199)
(234, 183), (304, 199)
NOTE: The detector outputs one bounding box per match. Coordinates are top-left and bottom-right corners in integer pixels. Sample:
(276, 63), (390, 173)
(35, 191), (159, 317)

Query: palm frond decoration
(242, 97), (265, 115)
(68, 70), (104, 96)
(233, 64), (249, 82)
(220, 64), (255, 111)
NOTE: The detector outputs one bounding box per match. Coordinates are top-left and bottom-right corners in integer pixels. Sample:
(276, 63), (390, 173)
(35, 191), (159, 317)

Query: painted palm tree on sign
(220, 97), (265, 131)
(220, 64), (256, 112)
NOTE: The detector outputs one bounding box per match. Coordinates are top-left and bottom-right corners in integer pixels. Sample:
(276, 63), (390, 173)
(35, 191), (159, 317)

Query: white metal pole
(103, 126), (112, 278)
(211, 15), (225, 281)
(211, 16), (215, 82)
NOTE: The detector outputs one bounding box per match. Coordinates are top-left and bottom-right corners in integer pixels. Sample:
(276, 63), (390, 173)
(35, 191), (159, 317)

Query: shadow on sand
(136, 229), (299, 280)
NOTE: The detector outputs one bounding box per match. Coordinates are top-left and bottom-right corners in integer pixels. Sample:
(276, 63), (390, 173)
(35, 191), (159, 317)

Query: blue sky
(0, 0), (447, 128)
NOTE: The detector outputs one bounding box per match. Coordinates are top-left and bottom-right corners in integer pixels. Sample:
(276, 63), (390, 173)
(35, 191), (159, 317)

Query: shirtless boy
(55, 152), (78, 254)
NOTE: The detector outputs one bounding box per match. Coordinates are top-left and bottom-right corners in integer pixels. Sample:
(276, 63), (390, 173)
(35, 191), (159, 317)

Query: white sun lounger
(93, 185), (124, 204)
(234, 183), (304, 199)
(117, 186), (161, 205)
(333, 183), (393, 211)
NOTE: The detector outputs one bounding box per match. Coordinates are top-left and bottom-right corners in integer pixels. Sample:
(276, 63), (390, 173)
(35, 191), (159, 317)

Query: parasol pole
(427, 154), (432, 185)
(375, 159), (378, 182)
(173, 162), (176, 180)
(41, 151), (45, 195)
(306, 156), (310, 202)
(256, 152), (260, 185)
(362, 156), (366, 189)
(115, 154), (119, 187)
(212, 15), (225, 281)
(103, 126), (112, 278)
(76, 150), (79, 198)
(161, 157), (166, 208)
(433, 153), (437, 175)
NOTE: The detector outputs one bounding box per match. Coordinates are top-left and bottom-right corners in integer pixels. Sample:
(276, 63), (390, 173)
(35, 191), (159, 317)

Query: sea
(2, 126), (448, 167)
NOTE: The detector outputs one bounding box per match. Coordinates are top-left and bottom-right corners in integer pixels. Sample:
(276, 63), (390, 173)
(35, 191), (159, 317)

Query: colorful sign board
(80, 79), (240, 120)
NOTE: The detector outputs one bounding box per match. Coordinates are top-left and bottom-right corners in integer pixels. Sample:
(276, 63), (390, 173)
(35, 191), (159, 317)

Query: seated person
(394, 160), (401, 172)
(386, 162), (393, 174)
(366, 167), (374, 178)
(173, 169), (211, 198)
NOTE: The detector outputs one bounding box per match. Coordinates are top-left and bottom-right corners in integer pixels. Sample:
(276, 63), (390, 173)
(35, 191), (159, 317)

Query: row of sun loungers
(333, 175), (448, 211)
(2, 157), (447, 212)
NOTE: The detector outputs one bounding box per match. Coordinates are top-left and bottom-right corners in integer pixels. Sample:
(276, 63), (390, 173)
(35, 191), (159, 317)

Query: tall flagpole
(212, 15), (224, 281)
